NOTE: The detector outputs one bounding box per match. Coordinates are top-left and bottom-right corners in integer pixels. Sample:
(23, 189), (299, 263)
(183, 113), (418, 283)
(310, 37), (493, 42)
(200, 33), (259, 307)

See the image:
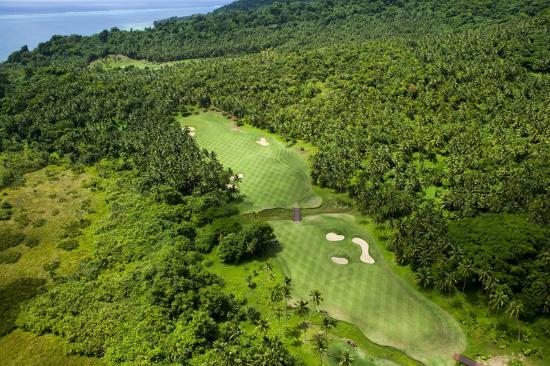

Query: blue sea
(0, 0), (233, 60)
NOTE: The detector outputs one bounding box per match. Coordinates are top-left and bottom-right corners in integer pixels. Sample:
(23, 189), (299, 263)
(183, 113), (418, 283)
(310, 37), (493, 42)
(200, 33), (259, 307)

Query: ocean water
(0, 1), (232, 60)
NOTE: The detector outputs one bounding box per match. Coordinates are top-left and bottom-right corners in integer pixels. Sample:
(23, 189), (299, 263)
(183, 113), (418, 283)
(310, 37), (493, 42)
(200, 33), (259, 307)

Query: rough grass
(270, 214), (467, 366)
(178, 112), (322, 212)
(0, 165), (107, 365)
(0, 329), (104, 366)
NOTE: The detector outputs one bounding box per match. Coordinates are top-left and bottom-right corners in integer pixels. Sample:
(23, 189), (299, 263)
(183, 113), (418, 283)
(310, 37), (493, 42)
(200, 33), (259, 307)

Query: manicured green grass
(205, 249), (422, 366)
(178, 112), (322, 212)
(89, 55), (179, 70)
(270, 214), (467, 366)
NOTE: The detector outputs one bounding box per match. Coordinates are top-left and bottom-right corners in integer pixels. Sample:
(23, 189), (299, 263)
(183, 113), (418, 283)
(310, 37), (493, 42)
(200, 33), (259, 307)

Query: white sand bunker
(256, 137), (270, 146)
(331, 257), (349, 265)
(183, 126), (196, 137)
(326, 233), (345, 241)
(230, 173), (244, 183)
(352, 237), (375, 264)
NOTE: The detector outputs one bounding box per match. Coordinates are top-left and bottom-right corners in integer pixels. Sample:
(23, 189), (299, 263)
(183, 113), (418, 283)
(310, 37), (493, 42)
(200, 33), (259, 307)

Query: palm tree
(312, 333), (328, 365)
(506, 299), (524, 341)
(489, 289), (509, 311)
(309, 289), (323, 312)
(274, 306), (284, 335)
(299, 320), (310, 343)
(295, 299), (310, 318)
(320, 316), (336, 338)
(457, 259), (474, 292)
(256, 317), (270, 335)
(477, 269), (491, 293)
(282, 284), (292, 325)
(437, 271), (457, 296)
(339, 349), (355, 366)
(295, 299), (310, 342)
(264, 261), (274, 281)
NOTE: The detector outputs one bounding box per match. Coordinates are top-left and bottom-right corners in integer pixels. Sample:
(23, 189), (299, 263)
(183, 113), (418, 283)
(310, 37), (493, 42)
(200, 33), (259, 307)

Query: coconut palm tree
(489, 289), (509, 311)
(274, 306), (284, 335)
(296, 299), (310, 317)
(256, 317), (270, 335)
(309, 289), (323, 312)
(312, 333), (328, 365)
(339, 349), (356, 366)
(457, 259), (474, 292)
(320, 315), (336, 338)
(506, 299), (524, 341)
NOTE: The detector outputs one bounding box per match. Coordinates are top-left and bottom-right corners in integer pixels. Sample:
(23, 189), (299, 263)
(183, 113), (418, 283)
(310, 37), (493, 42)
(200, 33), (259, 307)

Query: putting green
(271, 214), (466, 366)
(177, 112), (322, 212)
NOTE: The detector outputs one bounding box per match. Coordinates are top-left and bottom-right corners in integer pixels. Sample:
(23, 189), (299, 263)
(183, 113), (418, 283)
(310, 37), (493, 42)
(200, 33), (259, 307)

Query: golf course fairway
(182, 112), (466, 365)
(178, 112), (322, 212)
(271, 214), (466, 366)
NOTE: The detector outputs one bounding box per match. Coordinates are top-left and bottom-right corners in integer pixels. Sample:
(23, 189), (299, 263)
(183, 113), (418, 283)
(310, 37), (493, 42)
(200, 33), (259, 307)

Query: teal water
(0, 1), (232, 60)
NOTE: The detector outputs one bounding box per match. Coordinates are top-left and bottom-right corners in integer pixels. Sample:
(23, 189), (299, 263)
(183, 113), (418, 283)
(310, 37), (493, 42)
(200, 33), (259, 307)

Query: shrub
(43, 259), (60, 272)
(218, 223), (275, 264)
(25, 237), (40, 248)
(58, 239), (79, 251)
(0, 251), (22, 264)
(14, 214), (30, 228)
(0, 208), (12, 220)
(32, 218), (47, 228)
(0, 229), (25, 251)
(1, 201), (13, 209)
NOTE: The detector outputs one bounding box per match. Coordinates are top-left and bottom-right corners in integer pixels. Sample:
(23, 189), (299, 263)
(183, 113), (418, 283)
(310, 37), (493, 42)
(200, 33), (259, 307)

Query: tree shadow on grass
(257, 239), (283, 261)
(0, 277), (46, 336)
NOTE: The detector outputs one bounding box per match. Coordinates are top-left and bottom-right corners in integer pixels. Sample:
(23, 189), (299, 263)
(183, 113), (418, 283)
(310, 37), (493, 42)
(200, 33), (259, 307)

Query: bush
(0, 229), (25, 251)
(0, 207), (12, 220)
(58, 239), (79, 251)
(32, 218), (47, 228)
(1, 201), (12, 209)
(218, 223), (275, 264)
(0, 251), (22, 264)
(43, 259), (60, 272)
(25, 237), (40, 248)
(14, 214), (31, 228)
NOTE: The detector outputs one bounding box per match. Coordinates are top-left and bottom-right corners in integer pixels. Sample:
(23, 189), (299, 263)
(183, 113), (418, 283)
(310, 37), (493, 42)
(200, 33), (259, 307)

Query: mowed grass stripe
(271, 214), (466, 366)
(178, 112), (321, 212)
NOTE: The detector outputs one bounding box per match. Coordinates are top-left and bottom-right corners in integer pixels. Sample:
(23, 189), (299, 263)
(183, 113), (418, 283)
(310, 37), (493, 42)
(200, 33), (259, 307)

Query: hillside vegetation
(0, 0), (549, 365)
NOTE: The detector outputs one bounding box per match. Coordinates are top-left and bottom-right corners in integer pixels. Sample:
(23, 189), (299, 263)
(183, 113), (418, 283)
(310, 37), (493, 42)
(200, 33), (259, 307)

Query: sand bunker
(182, 126), (196, 137)
(331, 257), (349, 265)
(326, 233), (345, 241)
(352, 237), (375, 264)
(256, 137), (270, 146)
